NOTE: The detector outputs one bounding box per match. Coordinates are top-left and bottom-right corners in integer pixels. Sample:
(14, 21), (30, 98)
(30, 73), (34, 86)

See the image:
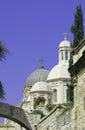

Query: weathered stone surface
(0, 102), (32, 130)
(37, 106), (74, 130)
(74, 70), (85, 130)
(69, 39), (85, 130)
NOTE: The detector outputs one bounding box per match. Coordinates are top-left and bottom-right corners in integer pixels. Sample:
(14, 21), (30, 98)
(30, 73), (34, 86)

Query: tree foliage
(46, 104), (56, 111)
(0, 81), (5, 99)
(68, 5), (84, 102)
(0, 40), (9, 99)
(67, 77), (74, 102)
(31, 110), (45, 118)
(71, 4), (84, 48)
(0, 41), (9, 61)
(34, 96), (46, 109)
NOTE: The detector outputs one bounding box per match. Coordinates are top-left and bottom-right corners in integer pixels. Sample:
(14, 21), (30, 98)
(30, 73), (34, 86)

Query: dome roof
(47, 63), (70, 81)
(59, 39), (71, 48)
(26, 66), (49, 87)
(31, 81), (50, 92)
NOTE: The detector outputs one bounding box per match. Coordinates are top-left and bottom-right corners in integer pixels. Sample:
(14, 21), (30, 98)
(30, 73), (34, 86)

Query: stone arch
(0, 102), (32, 130)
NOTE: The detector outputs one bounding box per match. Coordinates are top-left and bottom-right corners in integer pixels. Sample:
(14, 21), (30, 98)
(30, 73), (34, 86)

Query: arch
(0, 102), (32, 130)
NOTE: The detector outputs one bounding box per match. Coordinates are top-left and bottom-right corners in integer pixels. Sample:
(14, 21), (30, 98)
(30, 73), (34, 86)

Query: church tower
(59, 33), (71, 64)
(47, 34), (72, 104)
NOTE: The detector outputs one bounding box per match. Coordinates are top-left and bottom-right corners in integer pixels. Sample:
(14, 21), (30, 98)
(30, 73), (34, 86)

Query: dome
(59, 39), (71, 48)
(47, 63), (70, 81)
(31, 81), (50, 92)
(26, 66), (49, 87)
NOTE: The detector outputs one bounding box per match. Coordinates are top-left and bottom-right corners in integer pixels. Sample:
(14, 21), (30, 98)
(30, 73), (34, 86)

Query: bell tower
(59, 33), (71, 64)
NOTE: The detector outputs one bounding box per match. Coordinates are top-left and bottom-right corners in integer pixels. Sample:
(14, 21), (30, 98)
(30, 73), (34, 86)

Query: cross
(64, 32), (68, 40)
(39, 58), (44, 67)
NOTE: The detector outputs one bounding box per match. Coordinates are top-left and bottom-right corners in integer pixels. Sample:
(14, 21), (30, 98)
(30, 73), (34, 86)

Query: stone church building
(0, 36), (85, 130)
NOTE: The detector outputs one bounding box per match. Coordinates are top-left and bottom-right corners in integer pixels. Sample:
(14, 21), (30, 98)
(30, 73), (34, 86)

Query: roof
(47, 63), (70, 81)
(25, 66), (49, 87)
(59, 39), (71, 48)
(31, 81), (50, 92)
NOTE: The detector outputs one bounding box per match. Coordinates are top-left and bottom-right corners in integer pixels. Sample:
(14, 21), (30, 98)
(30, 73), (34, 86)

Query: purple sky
(0, 0), (85, 106)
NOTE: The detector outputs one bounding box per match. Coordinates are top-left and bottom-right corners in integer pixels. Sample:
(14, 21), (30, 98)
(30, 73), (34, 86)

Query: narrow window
(61, 52), (63, 60)
(65, 51), (68, 60)
(48, 94), (51, 104)
(53, 89), (57, 102)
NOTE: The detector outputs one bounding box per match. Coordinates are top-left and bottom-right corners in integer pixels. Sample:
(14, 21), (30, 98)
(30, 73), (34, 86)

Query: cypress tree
(71, 5), (84, 48)
(67, 5), (84, 102)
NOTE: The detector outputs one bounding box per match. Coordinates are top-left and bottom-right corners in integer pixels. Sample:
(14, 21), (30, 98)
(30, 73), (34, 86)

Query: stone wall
(25, 111), (41, 130)
(74, 69), (85, 130)
(0, 124), (14, 130)
(69, 39), (85, 130)
(37, 106), (74, 130)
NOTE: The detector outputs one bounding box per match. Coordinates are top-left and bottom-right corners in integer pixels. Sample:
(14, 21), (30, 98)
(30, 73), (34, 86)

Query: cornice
(68, 51), (85, 76)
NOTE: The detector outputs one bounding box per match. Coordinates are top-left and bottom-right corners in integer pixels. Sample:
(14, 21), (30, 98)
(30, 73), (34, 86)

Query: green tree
(71, 5), (84, 48)
(67, 77), (74, 102)
(34, 96), (46, 109)
(0, 41), (9, 99)
(67, 5), (84, 102)
(0, 81), (5, 99)
(0, 41), (9, 61)
(67, 48), (74, 102)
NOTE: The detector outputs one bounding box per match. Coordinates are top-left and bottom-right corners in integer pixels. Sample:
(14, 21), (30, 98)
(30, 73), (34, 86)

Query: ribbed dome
(31, 81), (50, 92)
(59, 39), (71, 48)
(47, 63), (70, 81)
(26, 66), (49, 87)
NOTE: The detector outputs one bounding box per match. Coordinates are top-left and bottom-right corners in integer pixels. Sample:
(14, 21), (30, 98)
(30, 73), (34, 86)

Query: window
(48, 94), (51, 104)
(65, 51), (68, 60)
(61, 52), (63, 60)
(53, 89), (57, 102)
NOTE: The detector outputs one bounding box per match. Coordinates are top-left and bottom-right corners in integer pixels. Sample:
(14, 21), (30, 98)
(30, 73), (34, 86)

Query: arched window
(53, 89), (57, 102)
(61, 52), (63, 60)
(65, 51), (68, 60)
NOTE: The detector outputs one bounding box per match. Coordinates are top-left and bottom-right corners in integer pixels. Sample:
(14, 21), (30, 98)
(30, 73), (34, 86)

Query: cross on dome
(64, 32), (68, 40)
(39, 58), (45, 68)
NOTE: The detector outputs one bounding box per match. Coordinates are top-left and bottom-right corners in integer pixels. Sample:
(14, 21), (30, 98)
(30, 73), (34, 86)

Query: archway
(0, 102), (32, 130)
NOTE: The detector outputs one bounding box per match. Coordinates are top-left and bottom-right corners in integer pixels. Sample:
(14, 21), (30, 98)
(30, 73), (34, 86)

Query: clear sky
(0, 0), (85, 106)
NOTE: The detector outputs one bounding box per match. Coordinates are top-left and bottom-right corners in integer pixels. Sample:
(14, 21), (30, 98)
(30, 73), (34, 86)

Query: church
(1, 35), (85, 130)
(21, 34), (72, 112)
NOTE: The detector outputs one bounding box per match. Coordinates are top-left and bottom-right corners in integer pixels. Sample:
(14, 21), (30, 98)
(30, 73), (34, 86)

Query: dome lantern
(47, 34), (72, 81)
(58, 34), (72, 64)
